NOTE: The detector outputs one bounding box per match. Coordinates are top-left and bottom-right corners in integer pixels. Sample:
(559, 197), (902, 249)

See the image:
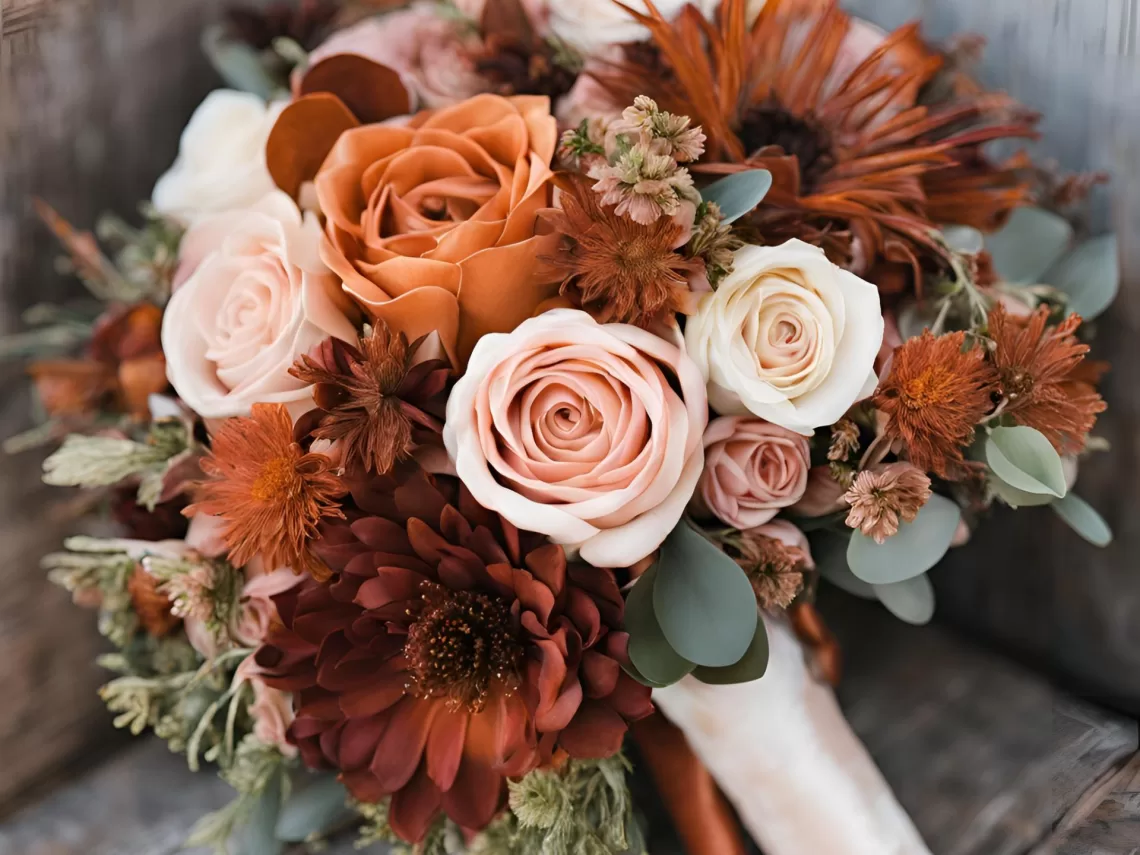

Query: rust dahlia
(254, 463), (653, 841)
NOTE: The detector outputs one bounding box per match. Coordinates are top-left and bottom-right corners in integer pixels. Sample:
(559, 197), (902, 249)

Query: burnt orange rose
(315, 93), (561, 367)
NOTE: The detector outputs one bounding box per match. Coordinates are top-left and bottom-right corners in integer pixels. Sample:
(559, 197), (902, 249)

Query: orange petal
(267, 93), (360, 199)
(355, 285), (463, 370)
(299, 54), (411, 125)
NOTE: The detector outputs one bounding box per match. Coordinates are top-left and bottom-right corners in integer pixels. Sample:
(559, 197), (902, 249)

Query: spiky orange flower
(873, 331), (998, 478)
(988, 305), (1106, 453)
(545, 174), (704, 327)
(606, 0), (1039, 277)
(187, 403), (346, 580)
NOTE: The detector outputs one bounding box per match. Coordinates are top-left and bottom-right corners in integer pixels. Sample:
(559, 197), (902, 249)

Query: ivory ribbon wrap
(652, 614), (932, 855)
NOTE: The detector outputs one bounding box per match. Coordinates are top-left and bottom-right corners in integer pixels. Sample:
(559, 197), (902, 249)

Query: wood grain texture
(1047, 753), (1140, 855)
(843, 0), (1140, 718)
(0, 0), (247, 812)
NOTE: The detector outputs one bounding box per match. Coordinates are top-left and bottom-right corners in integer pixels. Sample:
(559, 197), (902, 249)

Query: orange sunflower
(605, 0), (1039, 282)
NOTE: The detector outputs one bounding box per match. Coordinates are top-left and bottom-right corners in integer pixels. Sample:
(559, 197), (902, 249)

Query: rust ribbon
(631, 713), (747, 855)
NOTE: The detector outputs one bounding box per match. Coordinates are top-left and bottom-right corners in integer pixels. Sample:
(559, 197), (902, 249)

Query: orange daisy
(187, 403), (346, 580)
(873, 330), (998, 478)
(988, 304), (1106, 453)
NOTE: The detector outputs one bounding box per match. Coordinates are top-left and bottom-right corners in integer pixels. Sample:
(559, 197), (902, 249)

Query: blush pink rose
(789, 465), (850, 518)
(696, 416), (811, 529)
(444, 309), (708, 567)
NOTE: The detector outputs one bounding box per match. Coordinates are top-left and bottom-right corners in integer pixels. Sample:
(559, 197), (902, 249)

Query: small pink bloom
(696, 416), (812, 530)
(790, 466), (850, 518)
(235, 656), (297, 756)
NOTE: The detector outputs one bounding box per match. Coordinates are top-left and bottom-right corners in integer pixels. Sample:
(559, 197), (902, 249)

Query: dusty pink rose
(307, 6), (486, 110)
(161, 191), (358, 420)
(790, 465), (850, 517)
(444, 309), (708, 567)
(235, 655), (297, 756)
(696, 416), (811, 529)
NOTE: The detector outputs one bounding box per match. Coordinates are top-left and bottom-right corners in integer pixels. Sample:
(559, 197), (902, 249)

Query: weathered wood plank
(1047, 752), (1140, 855)
(0, 0), (250, 813)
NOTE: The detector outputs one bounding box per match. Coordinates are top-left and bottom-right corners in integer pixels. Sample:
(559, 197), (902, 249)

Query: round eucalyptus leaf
(652, 523), (759, 668)
(873, 574), (936, 625)
(896, 302), (936, 342)
(692, 620), (769, 685)
(989, 475), (1057, 508)
(941, 225), (985, 255)
(986, 426), (1067, 498)
(625, 563), (696, 686)
(233, 770), (285, 855)
(1043, 234), (1119, 320)
(1052, 493), (1113, 547)
(810, 531), (875, 599)
(985, 207), (1072, 284)
(201, 26), (282, 101)
(275, 775), (353, 843)
(847, 494), (961, 585)
(700, 170), (773, 224)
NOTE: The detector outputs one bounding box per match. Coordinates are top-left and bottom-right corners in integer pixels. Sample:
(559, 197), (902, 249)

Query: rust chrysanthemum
(254, 463), (652, 842)
(127, 567), (180, 637)
(545, 175), (704, 327)
(186, 403), (346, 580)
(604, 0), (1039, 278)
(873, 331), (998, 478)
(843, 462), (932, 543)
(290, 325), (449, 475)
(988, 304), (1106, 453)
(730, 530), (807, 610)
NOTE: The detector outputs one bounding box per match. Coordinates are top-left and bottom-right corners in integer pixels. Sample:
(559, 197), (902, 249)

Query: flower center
(404, 583), (524, 712)
(1000, 368), (1036, 403)
(899, 365), (956, 411)
(250, 456), (298, 503)
(738, 105), (836, 191)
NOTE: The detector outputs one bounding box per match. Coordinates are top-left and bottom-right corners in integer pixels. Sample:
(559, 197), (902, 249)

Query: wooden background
(2, 0), (1140, 842)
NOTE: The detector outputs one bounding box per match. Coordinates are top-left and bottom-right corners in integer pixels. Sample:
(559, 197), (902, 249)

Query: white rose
(162, 191), (357, 420)
(152, 90), (284, 224)
(549, 0), (718, 54)
(685, 240), (883, 435)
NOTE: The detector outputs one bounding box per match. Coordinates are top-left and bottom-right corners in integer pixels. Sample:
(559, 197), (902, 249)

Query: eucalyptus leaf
(1052, 493), (1113, 547)
(810, 531), (876, 599)
(233, 770), (284, 855)
(652, 523), (759, 668)
(986, 426), (1067, 498)
(700, 170), (773, 224)
(1043, 234), (1119, 320)
(692, 620), (769, 685)
(941, 225), (985, 255)
(625, 563), (696, 686)
(985, 207), (1072, 284)
(847, 494), (961, 584)
(873, 574), (936, 625)
(896, 302), (936, 341)
(275, 775), (353, 843)
(989, 475), (1057, 508)
(201, 26), (281, 100)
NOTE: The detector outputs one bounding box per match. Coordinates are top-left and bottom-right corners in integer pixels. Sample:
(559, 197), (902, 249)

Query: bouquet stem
(652, 614), (932, 855)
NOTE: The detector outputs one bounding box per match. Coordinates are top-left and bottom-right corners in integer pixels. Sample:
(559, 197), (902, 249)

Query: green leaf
(692, 620), (769, 685)
(700, 170), (773, 224)
(1044, 234), (1119, 320)
(201, 26), (282, 100)
(810, 531), (876, 599)
(847, 494), (961, 584)
(1052, 493), (1113, 547)
(233, 770), (285, 855)
(873, 574), (935, 625)
(985, 207), (1072, 284)
(625, 563), (696, 686)
(275, 775), (353, 843)
(989, 475), (1057, 508)
(652, 523), (759, 668)
(941, 225), (984, 255)
(986, 425), (1067, 498)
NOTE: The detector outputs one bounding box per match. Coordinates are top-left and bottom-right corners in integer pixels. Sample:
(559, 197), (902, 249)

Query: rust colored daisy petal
(256, 462), (652, 841)
(299, 53), (411, 125)
(186, 403), (346, 580)
(267, 93), (360, 199)
(873, 330), (999, 478)
(128, 567), (180, 637)
(988, 304), (1106, 453)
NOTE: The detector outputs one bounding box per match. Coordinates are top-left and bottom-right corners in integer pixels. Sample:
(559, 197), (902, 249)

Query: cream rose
(152, 90), (284, 224)
(162, 191), (357, 420)
(444, 309), (708, 567)
(697, 416), (811, 529)
(685, 240), (883, 434)
(549, 0), (718, 54)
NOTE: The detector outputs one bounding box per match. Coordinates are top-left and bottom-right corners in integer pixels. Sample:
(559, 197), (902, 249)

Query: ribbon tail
(631, 712), (748, 855)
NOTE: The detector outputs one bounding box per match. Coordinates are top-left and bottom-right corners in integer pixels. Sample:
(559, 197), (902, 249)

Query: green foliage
(872, 574), (936, 625)
(1052, 493), (1113, 547)
(846, 494), (961, 585)
(985, 425), (1067, 499)
(699, 170), (773, 224)
(1044, 233), (1119, 320)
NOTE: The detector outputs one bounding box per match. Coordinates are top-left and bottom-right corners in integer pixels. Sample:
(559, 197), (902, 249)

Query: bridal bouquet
(8, 0), (1119, 853)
